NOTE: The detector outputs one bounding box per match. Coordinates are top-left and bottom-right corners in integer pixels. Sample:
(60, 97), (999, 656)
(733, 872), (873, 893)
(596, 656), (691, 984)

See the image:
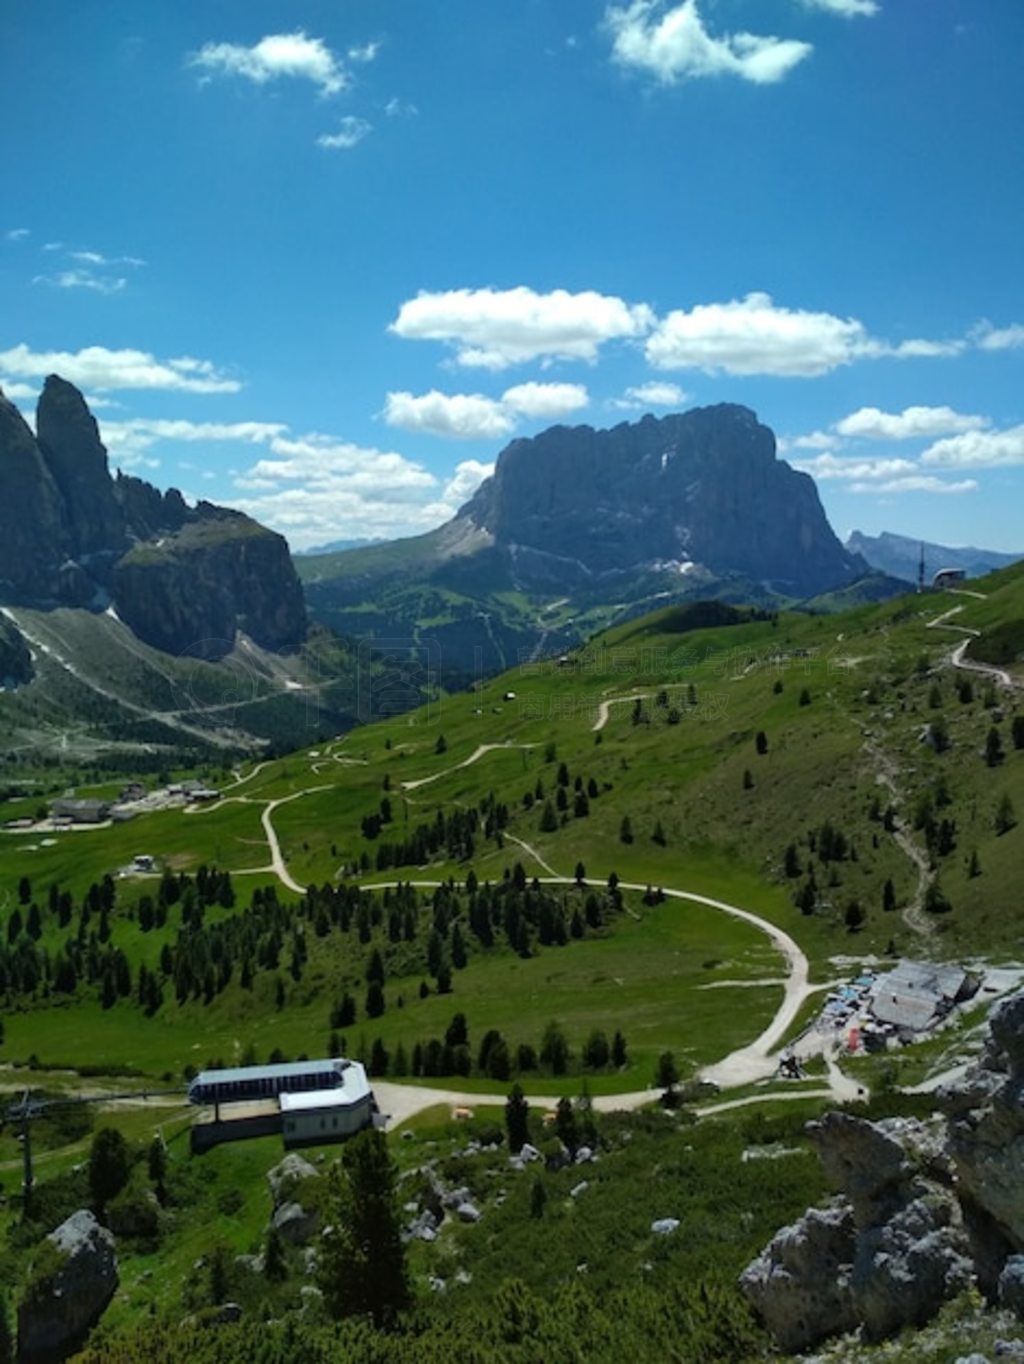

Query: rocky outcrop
(17, 1209), (118, 1361)
(741, 990), (1024, 1353)
(461, 406), (865, 597)
(939, 992), (1024, 1260)
(0, 391), (66, 601)
(113, 506), (307, 658)
(0, 377), (307, 658)
(36, 375), (127, 561)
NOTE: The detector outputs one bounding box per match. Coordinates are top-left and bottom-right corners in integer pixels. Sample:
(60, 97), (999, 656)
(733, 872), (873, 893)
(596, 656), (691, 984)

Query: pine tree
(986, 727), (1004, 767)
(505, 1084), (529, 1153)
(611, 1030), (627, 1068)
(619, 815), (633, 844)
(89, 1128), (131, 1212)
(883, 878), (896, 912)
(755, 730), (768, 756)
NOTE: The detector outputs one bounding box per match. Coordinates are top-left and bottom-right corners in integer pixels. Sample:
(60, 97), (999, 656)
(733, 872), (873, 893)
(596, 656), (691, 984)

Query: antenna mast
(918, 542), (926, 594)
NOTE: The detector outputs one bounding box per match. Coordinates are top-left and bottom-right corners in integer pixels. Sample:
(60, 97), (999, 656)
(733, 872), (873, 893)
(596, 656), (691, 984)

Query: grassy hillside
(1, 566), (1020, 1096)
(1, 567), (1022, 1354)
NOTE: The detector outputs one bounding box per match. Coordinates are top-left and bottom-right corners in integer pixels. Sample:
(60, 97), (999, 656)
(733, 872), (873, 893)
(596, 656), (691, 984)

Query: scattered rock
(651, 1217), (680, 1236)
(520, 1143), (541, 1163)
(266, 1154), (319, 1207)
(574, 1145), (594, 1164)
(272, 1201), (319, 1246)
(742, 988), (1024, 1353)
(1001, 1257), (1024, 1319)
(17, 1209), (119, 1364)
(570, 1181), (589, 1199)
(455, 1201), (481, 1223)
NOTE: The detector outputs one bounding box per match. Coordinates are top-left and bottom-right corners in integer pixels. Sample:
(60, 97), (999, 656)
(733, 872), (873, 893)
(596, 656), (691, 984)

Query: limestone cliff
(460, 406), (864, 597)
(113, 505), (306, 657)
(0, 377), (307, 658)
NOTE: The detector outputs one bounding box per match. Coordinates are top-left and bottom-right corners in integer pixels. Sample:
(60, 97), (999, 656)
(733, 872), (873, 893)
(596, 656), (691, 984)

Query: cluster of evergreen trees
(348, 1012), (629, 1083)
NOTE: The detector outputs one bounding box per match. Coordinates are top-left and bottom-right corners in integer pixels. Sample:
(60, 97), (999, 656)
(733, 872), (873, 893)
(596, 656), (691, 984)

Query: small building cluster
(867, 959), (975, 1039)
(188, 1057), (374, 1151)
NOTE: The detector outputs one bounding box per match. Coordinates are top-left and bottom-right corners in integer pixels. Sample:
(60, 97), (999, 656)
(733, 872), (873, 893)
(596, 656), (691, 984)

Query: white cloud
(800, 0), (878, 16)
(794, 453), (919, 482)
(836, 405), (988, 441)
(887, 337), (965, 359)
(384, 382), (589, 440)
(848, 476), (977, 495)
(606, 0), (812, 85)
(190, 31), (347, 96)
(443, 459), (493, 506)
(972, 321), (1024, 352)
(391, 285), (654, 369)
(317, 116), (372, 150)
(42, 241), (63, 252)
(501, 381), (589, 419)
(0, 380), (38, 401)
(100, 418), (287, 463)
(645, 291), (870, 376)
(226, 432), (448, 548)
(645, 292), (961, 376)
(348, 41), (380, 63)
(921, 425), (1024, 470)
(0, 343), (240, 393)
(777, 429), (842, 453)
(5, 228), (29, 242)
(67, 249), (146, 268)
(33, 269), (127, 295)
(384, 390), (515, 440)
(384, 97), (418, 118)
(610, 380), (690, 409)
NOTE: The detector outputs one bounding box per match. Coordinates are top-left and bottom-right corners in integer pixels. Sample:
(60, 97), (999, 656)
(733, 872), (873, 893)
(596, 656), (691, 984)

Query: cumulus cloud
(501, 381), (589, 419)
(443, 459), (494, 506)
(190, 31), (347, 95)
(610, 381), (690, 409)
(645, 292), (962, 376)
(777, 430), (842, 454)
(848, 475), (977, 496)
(317, 116), (372, 150)
(645, 292), (870, 376)
(226, 431), (450, 548)
(800, 0), (878, 16)
(793, 452), (919, 482)
(921, 425), (1024, 469)
(972, 321), (1024, 352)
(385, 382), (589, 439)
(836, 405), (988, 441)
(606, 0), (812, 85)
(0, 343), (240, 393)
(391, 286), (654, 369)
(384, 390), (515, 441)
(100, 418), (287, 463)
(0, 380), (38, 401)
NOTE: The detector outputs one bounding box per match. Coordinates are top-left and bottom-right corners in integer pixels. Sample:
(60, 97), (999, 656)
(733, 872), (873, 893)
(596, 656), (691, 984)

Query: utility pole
(917, 542), (926, 594)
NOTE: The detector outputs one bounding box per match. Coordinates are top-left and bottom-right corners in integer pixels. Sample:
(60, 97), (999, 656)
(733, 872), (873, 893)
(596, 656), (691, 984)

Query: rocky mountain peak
(0, 377), (308, 657)
(35, 374), (127, 560)
(460, 405), (863, 597)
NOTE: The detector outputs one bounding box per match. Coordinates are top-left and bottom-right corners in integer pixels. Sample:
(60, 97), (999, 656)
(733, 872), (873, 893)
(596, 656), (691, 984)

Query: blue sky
(2, 0), (1023, 552)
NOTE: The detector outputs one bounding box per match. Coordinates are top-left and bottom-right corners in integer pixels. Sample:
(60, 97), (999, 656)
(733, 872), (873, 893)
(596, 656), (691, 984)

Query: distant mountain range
(297, 405), (881, 681)
(846, 530), (1023, 584)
